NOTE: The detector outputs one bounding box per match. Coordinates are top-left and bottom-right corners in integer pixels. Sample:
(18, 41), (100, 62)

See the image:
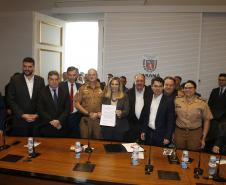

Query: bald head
(87, 68), (98, 83)
(135, 74), (145, 92)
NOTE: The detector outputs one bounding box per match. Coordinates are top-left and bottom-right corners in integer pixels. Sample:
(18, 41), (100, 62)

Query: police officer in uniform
(174, 80), (212, 151)
(74, 69), (103, 139)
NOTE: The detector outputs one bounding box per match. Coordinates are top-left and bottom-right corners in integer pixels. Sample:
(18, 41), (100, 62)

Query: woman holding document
(100, 77), (129, 141)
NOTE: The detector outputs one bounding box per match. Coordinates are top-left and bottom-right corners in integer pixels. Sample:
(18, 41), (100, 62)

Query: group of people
(0, 57), (226, 155)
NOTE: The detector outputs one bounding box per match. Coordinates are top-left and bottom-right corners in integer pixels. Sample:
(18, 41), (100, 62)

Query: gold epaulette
(197, 96), (207, 102)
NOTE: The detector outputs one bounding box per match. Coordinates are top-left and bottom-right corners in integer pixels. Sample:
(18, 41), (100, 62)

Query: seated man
(37, 71), (70, 137)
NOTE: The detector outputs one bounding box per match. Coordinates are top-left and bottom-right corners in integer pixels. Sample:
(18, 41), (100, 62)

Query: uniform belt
(176, 126), (201, 131)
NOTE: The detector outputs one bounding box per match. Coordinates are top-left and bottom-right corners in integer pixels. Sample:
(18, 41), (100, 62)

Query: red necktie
(70, 83), (74, 113)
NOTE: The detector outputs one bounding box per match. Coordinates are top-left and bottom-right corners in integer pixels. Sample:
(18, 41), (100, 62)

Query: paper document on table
(216, 158), (226, 165)
(122, 143), (144, 152)
(100, 104), (116, 127)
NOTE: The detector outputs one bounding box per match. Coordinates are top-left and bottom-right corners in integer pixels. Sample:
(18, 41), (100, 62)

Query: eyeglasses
(184, 86), (195, 90)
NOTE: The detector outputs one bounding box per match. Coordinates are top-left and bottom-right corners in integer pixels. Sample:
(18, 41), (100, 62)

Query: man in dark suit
(141, 77), (175, 147)
(6, 57), (45, 136)
(126, 74), (151, 142)
(37, 71), (70, 137)
(206, 73), (226, 151)
(59, 66), (81, 138)
(0, 92), (5, 145)
(164, 76), (177, 99)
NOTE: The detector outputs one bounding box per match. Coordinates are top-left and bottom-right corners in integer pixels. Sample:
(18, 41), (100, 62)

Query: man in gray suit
(6, 57), (45, 136)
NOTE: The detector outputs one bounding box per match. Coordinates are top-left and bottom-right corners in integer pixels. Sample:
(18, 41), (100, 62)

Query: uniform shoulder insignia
(197, 96), (207, 102)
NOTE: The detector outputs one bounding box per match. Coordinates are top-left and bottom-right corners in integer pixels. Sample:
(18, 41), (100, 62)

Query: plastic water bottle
(208, 155), (217, 178)
(131, 146), (139, 166)
(75, 142), (81, 159)
(27, 137), (34, 157)
(181, 150), (189, 169)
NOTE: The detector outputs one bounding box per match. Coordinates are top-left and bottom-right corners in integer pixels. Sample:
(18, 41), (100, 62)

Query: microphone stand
(213, 153), (226, 182)
(84, 119), (93, 153)
(74, 119), (95, 172)
(145, 131), (154, 175)
(0, 119), (10, 151)
(194, 149), (203, 179)
(145, 145), (154, 174)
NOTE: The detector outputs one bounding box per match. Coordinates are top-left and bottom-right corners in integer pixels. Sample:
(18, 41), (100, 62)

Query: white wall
(1, 10), (226, 99)
(103, 13), (201, 88)
(0, 11), (33, 95)
(103, 12), (226, 98)
(199, 13), (226, 99)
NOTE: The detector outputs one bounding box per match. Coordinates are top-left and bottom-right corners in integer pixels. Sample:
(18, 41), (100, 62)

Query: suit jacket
(102, 94), (129, 132)
(208, 87), (226, 121)
(142, 93), (175, 140)
(0, 93), (5, 130)
(128, 86), (151, 128)
(59, 81), (81, 95)
(6, 74), (45, 121)
(37, 86), (70, 125)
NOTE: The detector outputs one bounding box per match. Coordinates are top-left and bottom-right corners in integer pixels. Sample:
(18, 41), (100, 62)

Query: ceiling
(1, 0), (226, 11)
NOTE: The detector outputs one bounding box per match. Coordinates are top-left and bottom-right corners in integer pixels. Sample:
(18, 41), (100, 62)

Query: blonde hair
(104, 77), (124, 99)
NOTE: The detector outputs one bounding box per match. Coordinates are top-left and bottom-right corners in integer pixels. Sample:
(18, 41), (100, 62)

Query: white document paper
(216, 158), (226, 165)
(100, 104), (116, 127)
(122, 143), (144, 152)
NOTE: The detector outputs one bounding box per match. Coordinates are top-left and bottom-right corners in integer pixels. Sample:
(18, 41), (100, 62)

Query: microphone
(213, 153), (226, 182)
(145, 145), (154, 175)
(84, 119), (93, 153)
(145, 131), (153, 175)
(194, 149), (203, 179)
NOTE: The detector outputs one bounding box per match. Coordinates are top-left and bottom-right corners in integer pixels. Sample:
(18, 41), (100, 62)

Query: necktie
(53, 89), (58, 107)
(219, 88), (223, 96)
(70, 83), (74, 113)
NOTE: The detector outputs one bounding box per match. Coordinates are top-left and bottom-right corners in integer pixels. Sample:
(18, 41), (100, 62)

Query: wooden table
(0, 137), (225, 185)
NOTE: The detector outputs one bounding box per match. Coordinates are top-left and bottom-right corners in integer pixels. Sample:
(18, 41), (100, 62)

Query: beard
(23, 70), (33, 76)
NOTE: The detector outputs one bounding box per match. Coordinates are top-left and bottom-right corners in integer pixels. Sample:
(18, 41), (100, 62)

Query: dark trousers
(10, 119), (40, 137)
(145, 127), (164, 147)
(38, 123), (66, 137)
(101, 126), (125, 142)
(124, 122), (141, 142)
(66, 112), (81, 138)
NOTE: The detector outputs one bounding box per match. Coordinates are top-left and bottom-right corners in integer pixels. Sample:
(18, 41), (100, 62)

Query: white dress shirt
(148, 93), (163, 130)
(135, 88), (145, 119)
(24, 75), (34, 99)
(49, 87), (59, 98)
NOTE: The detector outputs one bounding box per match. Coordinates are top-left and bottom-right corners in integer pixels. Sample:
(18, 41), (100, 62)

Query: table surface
(0, 137), (225, 185)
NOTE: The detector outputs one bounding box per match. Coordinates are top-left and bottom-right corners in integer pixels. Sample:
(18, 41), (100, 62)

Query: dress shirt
(148, 93), (163, 130)
(24, 75), (34, 99)
(135, 88), (144, 119)
(49, 87), (59, 100)
(220, 86), (226, 95)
